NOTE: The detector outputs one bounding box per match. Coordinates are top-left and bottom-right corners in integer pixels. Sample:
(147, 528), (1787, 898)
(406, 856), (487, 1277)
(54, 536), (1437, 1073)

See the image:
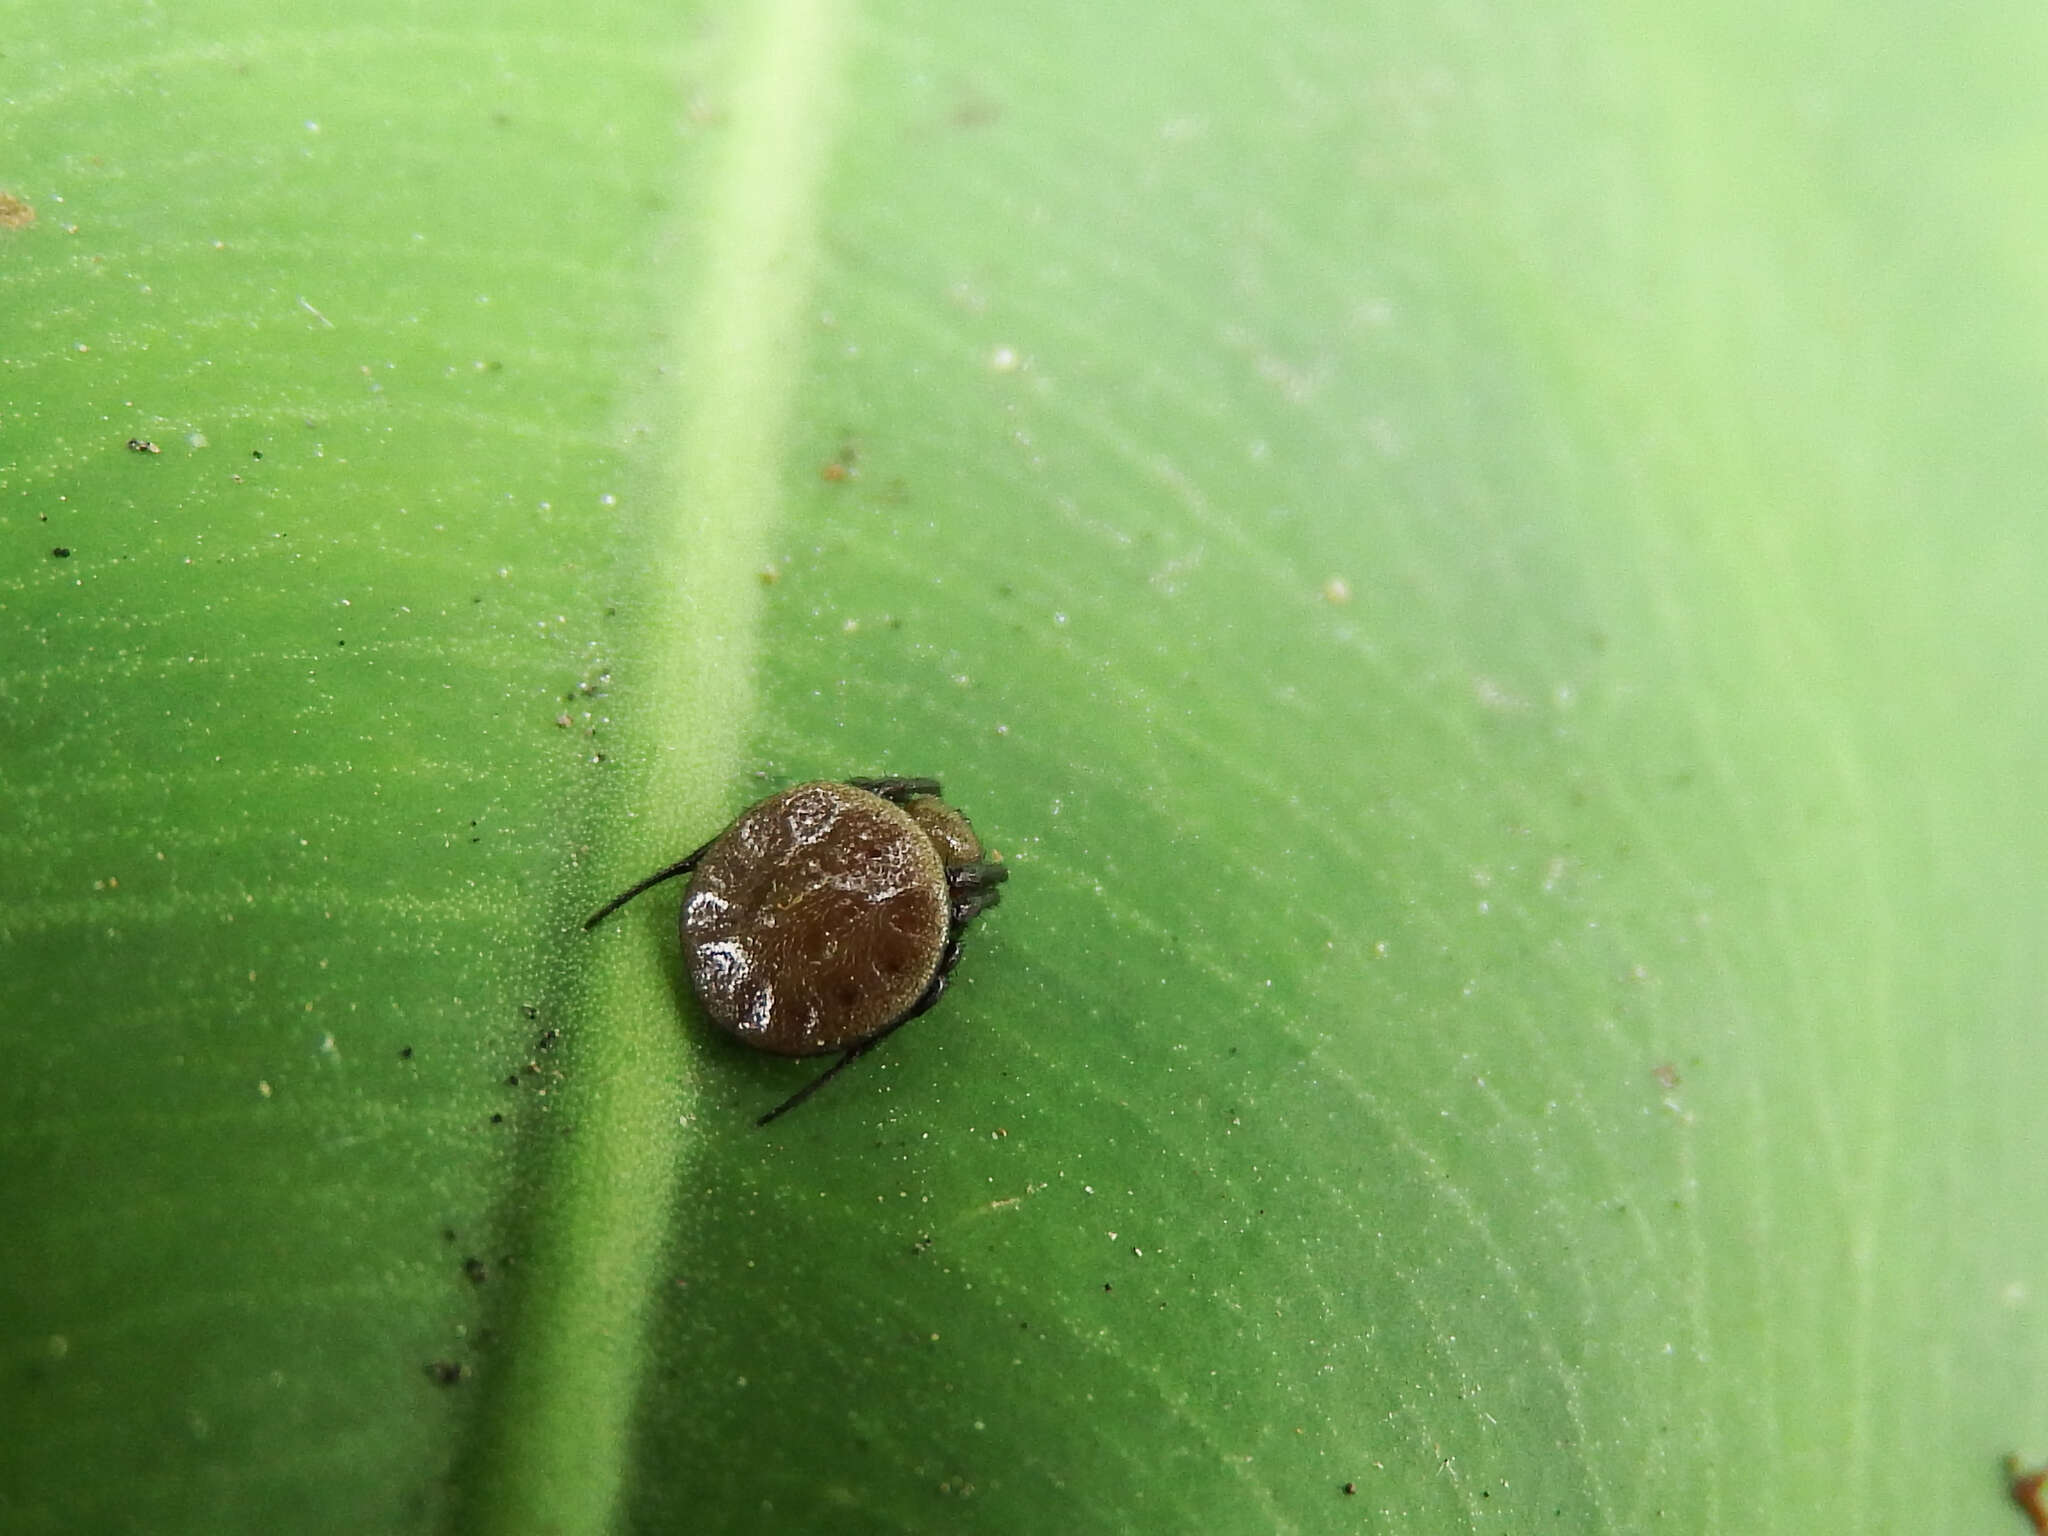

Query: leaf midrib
(458, 4), (852, 1530)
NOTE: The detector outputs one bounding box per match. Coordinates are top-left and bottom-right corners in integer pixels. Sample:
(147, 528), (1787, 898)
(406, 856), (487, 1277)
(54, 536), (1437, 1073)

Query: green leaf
(6, 0), (2046, 1532)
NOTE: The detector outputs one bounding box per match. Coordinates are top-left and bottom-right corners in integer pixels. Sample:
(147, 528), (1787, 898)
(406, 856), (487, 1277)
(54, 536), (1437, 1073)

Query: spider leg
(581, 836), (717, 930)
(947, 859), (1008, 925)
(757, 1018), (908, 1127)
(846, 776), (943, 805)
(756, 935), (964, 1127)
(756, 1045), (869, 1126)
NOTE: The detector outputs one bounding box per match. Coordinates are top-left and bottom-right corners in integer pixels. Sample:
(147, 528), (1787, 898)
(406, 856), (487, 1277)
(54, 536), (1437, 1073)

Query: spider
(584, 777), (1007, 1124)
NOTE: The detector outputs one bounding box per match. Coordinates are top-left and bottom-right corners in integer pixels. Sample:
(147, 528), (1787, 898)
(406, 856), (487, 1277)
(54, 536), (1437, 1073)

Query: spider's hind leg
(847, 775), (943, 806)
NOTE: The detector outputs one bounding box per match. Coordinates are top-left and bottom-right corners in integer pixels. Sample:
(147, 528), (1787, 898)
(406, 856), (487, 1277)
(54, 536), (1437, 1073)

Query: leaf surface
(4, 1), (2046, 1533)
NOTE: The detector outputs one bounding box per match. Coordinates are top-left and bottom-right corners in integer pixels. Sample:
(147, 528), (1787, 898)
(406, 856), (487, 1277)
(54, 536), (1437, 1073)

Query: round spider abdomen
(681, 780), (950, 1056)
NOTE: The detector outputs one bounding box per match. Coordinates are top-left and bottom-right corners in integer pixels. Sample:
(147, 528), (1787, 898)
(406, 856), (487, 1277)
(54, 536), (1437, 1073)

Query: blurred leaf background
(3, 0), (2045, 1532)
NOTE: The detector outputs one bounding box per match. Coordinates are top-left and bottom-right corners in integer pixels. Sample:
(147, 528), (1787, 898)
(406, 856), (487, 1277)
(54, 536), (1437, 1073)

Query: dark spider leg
(948, 860), (1008, 925)
(757, 935), (966, 1127)
(846, 776), (943, 805)
(581, 837), (717, 930)
(756, 1037), (885, 1126)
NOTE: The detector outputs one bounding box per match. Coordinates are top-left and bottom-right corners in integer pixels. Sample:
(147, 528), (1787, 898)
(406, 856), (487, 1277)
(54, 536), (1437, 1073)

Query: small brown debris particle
(425, 1360), (470, 1386)
(1342, 1482), (1357, 1496)
(127, 438), (160, 454)
(2009, 1457), (2048, 1534)
(0, 192), (33, 230)
(820, 441), (858, 481)
(1652, 1063), (1681, 1090)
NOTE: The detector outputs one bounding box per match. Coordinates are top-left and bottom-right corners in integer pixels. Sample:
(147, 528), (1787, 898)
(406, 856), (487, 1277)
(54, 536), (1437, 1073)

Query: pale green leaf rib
(462, 3), (850, 1531)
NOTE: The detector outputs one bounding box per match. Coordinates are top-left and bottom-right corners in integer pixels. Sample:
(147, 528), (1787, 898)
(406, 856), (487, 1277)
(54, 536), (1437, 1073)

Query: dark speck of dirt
(399, 1045), (413, 1059)
(950, 92), (1000, 129)
(463, 1256), (489, 1285)
(126, 438), (159, 454)
(51, 547), (70, 559)
(535, 1028), (559, 1052)
(425, 1360), (470, 1386)
(504, 1075), (520, 1088)
(489, 1113), (504, 1124)
(1342, 1482), (1357, 1496)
